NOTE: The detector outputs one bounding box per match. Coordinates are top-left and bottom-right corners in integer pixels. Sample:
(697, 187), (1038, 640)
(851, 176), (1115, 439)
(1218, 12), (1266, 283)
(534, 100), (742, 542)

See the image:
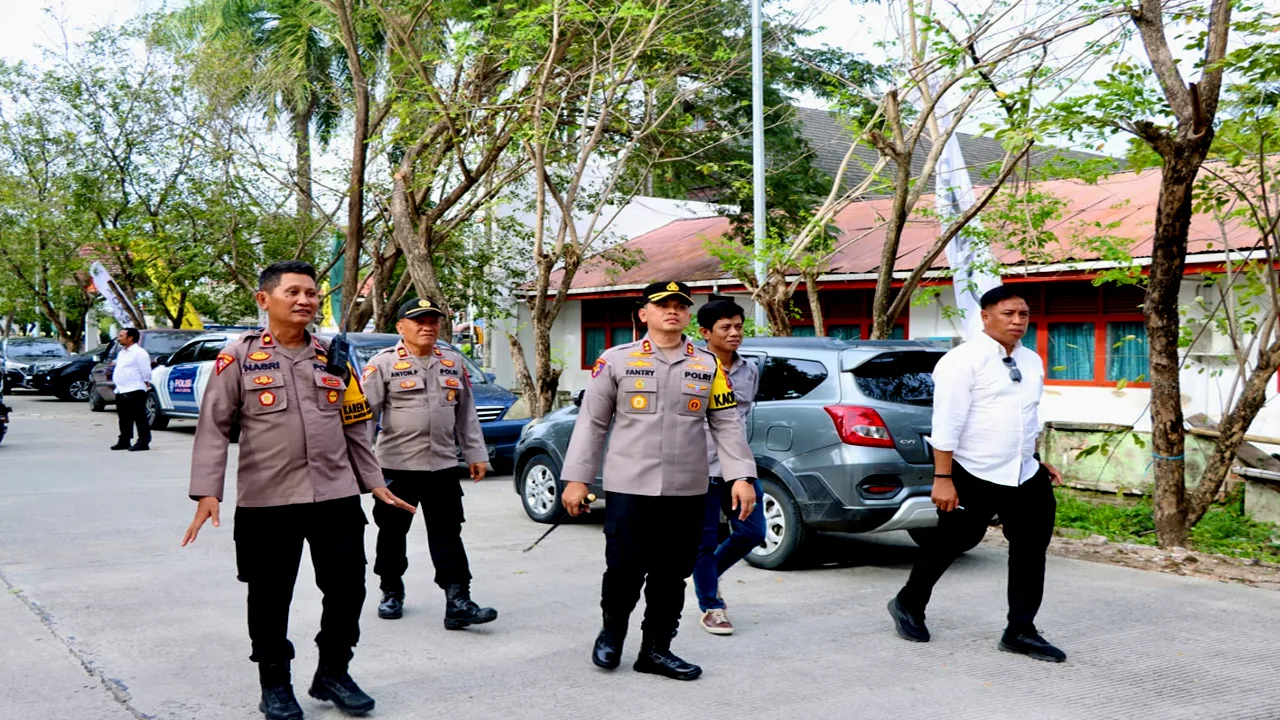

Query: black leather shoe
(999, 627), (1066, 663)
(257, 663), (303, 720)
(377, 592), (403, 620)
(309, 666), (375, 716)
(128, 444), (149, 452)
(592, 625), (626, 670)
(110, 441), (130, 450)
(887, 596), (930, 642)
(443, 584), (497, 629)
(633, 641), (702, 681)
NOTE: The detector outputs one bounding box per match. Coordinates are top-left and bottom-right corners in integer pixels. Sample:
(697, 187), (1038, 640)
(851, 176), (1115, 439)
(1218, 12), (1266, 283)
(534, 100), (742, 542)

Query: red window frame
(1015, 281), (1149, 388)
(789, 288), (910, 339)
(580, 297), (640, 369)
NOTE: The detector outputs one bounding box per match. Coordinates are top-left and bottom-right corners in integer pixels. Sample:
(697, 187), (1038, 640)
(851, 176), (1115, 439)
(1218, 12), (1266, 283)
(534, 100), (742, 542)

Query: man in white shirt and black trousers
(887, 285), (1067, 663)
(110, 327), (153, 452)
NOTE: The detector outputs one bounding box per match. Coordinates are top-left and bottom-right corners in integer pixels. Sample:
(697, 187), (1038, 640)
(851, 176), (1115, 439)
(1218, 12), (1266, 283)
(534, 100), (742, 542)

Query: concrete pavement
(0, 392), (1278, 720)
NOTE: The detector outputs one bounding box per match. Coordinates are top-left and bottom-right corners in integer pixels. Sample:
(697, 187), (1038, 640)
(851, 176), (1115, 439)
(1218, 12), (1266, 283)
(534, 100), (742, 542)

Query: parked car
(145, 331), (242, 429)
(31, 343), (113, 401)
(2, 336), (71, 392)
(512, 337), (967, 568)
(337, 333), (531, 471)
(88, 329), (205, 411)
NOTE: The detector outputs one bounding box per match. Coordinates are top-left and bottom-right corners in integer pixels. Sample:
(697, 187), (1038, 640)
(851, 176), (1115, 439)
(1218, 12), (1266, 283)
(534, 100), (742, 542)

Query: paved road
(1, 392), (1278, 720)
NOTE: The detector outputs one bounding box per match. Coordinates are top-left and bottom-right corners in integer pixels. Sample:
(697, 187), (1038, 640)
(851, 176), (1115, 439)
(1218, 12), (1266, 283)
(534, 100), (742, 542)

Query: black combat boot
(633, 634), (702, 681)
(443, 583), (498, 630)
(592, 615), (627, 670)
(308, 662), (375, 716)
(377, 591), (404, 620)
(257, 662), (303, 720)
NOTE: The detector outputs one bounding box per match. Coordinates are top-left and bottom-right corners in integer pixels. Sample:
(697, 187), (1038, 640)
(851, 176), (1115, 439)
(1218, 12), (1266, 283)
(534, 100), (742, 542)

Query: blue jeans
(692, 478), (766, 611)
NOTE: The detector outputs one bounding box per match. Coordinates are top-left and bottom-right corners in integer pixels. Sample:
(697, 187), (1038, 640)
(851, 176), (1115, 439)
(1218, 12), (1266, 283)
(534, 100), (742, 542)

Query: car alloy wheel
(145, 394), (157, 427)
(68, 379), (92, 402)
(524, 463), (558, 517)
(753, 491), (786, 558)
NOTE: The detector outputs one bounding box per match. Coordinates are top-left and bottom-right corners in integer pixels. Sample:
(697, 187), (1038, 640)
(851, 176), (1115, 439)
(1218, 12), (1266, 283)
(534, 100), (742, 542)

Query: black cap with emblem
(640, 280), (694, 306)
(397, 297), (447, 320)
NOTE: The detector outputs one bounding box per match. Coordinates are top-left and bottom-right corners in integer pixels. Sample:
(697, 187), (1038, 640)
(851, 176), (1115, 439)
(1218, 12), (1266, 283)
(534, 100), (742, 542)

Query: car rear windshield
(5, 339), (69, 360)
(852, 351), (943, 406)
(143, 331), (200, 355)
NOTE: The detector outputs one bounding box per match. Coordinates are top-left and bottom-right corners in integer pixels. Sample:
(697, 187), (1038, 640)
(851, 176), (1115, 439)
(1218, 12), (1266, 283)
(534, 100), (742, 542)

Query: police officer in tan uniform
(362, 298), (498, 629)
(561, 280), (757, 681)
(181, 261), (414, 720)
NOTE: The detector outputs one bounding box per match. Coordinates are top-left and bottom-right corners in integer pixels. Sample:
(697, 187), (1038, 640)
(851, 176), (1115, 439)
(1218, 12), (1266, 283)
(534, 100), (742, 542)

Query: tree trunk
(507, 330), (536, 411)
(529, 310), (562, 417)
(1146, 148), (1207, 548)
(389, 169), (452, 338)
(805, 275), (824, 337)
(870, 162), (914, 339)
(758, 275), (793, 336)
(293, 108), (314, 220)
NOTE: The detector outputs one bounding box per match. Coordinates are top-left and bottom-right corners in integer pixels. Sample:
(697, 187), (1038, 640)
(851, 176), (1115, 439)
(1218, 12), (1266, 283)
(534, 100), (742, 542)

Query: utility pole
(750, 0), (767, 332)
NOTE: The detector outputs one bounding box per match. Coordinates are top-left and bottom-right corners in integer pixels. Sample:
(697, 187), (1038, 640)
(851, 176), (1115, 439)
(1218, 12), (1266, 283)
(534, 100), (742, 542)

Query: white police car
(145, 331), (243, 429)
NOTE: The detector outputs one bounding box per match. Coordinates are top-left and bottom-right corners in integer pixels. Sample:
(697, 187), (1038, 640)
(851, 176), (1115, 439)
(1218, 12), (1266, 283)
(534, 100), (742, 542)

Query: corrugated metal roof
(554, 165), (1251, 291)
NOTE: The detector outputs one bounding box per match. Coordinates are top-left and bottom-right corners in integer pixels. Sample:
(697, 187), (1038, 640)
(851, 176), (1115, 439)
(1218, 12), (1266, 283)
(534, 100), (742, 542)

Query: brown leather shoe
(700, 608), (734, 636)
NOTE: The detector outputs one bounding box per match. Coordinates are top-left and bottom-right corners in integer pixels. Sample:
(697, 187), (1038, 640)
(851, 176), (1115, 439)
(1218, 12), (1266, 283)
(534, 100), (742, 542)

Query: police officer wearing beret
(560, 281), (757, 681)
(181, 260), (414, 720)
(362, 298), (498, 629)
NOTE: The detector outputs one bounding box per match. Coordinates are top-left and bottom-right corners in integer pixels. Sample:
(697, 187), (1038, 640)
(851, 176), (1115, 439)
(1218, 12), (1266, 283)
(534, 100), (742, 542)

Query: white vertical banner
(934, 96), (1001, 340)
(88, 261), (141, 329)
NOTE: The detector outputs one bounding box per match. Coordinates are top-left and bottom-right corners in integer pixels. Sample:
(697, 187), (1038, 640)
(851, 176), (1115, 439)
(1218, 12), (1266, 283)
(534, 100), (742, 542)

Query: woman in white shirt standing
(887, 286), (1067, 663)
(110, 327), (152, 452)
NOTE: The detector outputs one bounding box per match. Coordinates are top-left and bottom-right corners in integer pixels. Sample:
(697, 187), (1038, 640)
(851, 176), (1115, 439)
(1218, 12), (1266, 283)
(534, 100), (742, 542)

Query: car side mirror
(154, 356), (169, 367)
(573, 389), (586, 407)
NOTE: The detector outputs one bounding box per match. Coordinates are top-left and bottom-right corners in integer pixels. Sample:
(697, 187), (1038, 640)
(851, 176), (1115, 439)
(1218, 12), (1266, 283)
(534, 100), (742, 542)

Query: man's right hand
(931, 477), (960, 513)
(562, 482), (591, 516)
(181, 496), (220, 546)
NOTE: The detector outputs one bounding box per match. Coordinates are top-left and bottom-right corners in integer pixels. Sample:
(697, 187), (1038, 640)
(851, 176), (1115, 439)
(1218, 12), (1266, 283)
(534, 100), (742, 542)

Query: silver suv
(514, 337), (970, 568)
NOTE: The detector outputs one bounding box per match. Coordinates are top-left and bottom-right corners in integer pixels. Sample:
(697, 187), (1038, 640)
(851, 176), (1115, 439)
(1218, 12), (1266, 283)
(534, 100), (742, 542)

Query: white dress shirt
(113, 343), (152, 394)
(929, 331), (1042, 487)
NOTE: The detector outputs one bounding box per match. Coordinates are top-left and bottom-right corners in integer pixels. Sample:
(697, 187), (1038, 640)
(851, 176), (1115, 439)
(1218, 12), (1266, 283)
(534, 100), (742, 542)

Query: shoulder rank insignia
(641, 339), (653, 354)
(260, 333), (275, 347)
(685, 342), (695, 356)
(397, 346), (409, 359)
(591, 357), (607, 378)
(248, 351), (271, 362)
(215, 352), (235, 375)
(434, 346), (444, 357)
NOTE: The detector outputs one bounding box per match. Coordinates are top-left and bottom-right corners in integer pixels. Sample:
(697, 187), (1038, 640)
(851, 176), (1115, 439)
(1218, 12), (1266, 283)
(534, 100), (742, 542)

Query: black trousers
(898, 462), (1056, 632)
(600, 491), (704, 640)
(115, 389), (150, 445)
(234, 496), (368, 666)
(373, 468), (471, 594)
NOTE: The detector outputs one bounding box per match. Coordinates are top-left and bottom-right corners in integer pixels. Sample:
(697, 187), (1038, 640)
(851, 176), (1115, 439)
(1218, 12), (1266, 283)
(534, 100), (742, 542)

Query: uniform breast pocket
(621, 389), (656, 415)
(315, 372), (347, 411)
(677, 381), (711, 417)
(389, 377), (427, 408)
(242, 373), (287, 415)
(438, 375), (462, 406)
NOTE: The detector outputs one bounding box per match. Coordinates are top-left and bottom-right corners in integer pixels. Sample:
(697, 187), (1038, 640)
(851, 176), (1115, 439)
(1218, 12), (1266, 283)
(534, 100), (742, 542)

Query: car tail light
(824, 405), (895, 448)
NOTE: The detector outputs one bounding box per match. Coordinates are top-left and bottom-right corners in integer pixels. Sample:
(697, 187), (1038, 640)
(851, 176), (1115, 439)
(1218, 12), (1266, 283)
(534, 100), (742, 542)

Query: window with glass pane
(610, 326), (634, 347)
(1106, 322), (1148, 382)
(756, 358), (829, 401)
(1022, 323), (1037, 353)
(830, 325), (860, 341)
(1048, 323), (1095, 380)
(890, 325), (906, 340)
(790, 325), (816, 337)
(584, 328), (606, 364)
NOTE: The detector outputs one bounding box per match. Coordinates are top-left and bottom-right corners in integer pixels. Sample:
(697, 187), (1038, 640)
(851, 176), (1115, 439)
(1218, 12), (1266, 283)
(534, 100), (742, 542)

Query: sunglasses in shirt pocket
(242, 373), (287, 415)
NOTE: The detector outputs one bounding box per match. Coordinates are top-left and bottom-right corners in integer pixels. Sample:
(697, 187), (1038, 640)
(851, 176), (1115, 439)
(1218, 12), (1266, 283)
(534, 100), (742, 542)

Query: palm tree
(169, 0), (347, 220)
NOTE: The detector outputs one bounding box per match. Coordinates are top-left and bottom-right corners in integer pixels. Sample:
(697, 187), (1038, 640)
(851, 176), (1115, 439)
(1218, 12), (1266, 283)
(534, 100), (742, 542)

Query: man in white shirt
(887, 286), (1067, 663)
(110, 328), (153, 452)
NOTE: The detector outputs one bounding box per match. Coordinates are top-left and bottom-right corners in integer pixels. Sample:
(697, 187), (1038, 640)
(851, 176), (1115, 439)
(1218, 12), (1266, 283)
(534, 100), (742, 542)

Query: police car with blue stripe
(145, 331), (243, 429)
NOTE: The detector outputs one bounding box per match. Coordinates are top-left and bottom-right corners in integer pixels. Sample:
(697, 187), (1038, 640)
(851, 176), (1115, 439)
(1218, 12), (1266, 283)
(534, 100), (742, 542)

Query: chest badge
(327, 389), (340, 404)
(627, 360), (654, 368)
(687, 398), (703, 412)
(400, 380), (417, 389)
(686, 363), (708, 371)
(685, 383), (708, 393)
(444, 377), (460, 388)
(259, 390), (277, 407)
(315, 354), (327, 364)
(630, 395), (649, 411)
(633, 379), (646, 390)
(321, 376), (343, 388)
(253, 375), (274, 386)
(440, 358), (455, 368)
(394, 361), (413, 370)
(248, 351), (271, 362)
(446, 389), (458, 403)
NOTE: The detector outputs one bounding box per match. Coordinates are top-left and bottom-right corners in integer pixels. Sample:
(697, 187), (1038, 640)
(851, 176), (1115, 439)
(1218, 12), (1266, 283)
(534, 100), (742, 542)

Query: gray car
(513, 337), (975, 568)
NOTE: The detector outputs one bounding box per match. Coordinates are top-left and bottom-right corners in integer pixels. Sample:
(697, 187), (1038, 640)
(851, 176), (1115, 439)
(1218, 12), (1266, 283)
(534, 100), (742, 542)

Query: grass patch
(1053, 487), (1280, 562)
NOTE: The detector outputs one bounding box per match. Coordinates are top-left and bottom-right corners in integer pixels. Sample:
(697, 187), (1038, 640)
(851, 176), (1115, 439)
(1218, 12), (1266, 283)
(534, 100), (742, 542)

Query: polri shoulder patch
(591, 357), (607, 378)
(215, 353), (235, 375)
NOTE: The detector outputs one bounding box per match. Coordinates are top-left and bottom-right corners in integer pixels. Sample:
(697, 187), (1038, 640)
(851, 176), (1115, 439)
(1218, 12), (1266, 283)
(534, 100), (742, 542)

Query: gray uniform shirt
(705, 352), (759, 479)
(362, 341), (488, 471)
(189, 330), (384, 507)
(561, 335), (757, 496)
